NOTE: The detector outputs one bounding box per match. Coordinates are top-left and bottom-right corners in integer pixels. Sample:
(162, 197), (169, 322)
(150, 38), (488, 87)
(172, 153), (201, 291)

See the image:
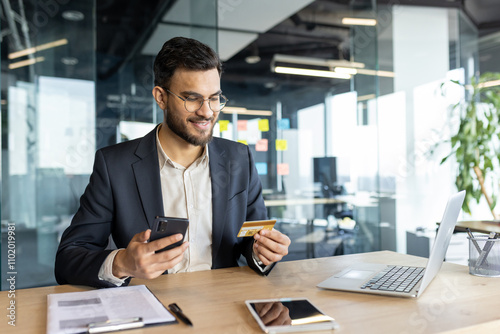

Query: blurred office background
(1, 0), (500, 289)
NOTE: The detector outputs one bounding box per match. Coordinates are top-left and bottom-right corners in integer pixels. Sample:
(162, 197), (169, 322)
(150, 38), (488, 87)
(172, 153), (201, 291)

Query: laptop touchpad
(338, 269), (375, 280)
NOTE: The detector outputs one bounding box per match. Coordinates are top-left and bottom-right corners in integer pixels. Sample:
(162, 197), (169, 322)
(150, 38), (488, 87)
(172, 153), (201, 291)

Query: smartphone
(149, 216), (189, 253)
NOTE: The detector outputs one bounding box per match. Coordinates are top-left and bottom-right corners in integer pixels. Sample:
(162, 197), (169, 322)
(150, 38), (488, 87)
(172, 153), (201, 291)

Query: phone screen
(246, 298), (338, 332)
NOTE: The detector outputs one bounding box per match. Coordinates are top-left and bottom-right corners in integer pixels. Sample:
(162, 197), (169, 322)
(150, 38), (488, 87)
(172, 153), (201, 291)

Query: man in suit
(55, 37), (291, 288)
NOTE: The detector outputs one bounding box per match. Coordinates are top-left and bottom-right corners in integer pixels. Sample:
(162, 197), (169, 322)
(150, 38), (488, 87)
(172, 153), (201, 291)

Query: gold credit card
(237, 219), (277, 237)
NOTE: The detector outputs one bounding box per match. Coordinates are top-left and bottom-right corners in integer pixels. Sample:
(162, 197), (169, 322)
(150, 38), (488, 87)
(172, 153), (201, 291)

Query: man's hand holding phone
(112, 217), (189, 280)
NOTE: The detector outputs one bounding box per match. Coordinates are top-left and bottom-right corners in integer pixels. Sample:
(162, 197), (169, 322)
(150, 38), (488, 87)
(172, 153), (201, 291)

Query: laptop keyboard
(360, 265), (425, 293)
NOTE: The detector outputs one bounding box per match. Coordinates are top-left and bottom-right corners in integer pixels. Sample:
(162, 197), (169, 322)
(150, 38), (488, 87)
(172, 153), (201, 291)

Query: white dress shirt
(99, 126), (267, 285)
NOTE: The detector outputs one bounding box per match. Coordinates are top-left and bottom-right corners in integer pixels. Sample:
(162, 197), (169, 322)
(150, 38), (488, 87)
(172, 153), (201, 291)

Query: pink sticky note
(256, 139), (268, 152)
(277, 163), (289, 175)
(237, 120), (248, 131)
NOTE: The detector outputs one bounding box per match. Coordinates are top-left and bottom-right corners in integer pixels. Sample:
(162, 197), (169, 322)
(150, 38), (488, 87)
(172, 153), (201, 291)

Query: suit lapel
(208, 140), (230, 262)
(132, 126), (164, 229)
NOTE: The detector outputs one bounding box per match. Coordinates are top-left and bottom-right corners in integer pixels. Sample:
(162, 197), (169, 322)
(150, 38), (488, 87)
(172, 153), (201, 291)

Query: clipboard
(46, 285), (176, 334)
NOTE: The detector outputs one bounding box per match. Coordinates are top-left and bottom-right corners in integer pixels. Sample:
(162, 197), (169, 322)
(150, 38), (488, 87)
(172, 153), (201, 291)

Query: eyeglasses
(163, 88), (228, 113)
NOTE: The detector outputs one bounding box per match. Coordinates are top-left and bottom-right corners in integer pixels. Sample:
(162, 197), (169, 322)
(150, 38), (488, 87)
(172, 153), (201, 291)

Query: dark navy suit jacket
(55, 125), (271, 288)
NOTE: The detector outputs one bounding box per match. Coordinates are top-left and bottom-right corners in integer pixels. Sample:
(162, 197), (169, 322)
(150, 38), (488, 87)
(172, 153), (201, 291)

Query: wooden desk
(2, 251), (500, 333)
(455, 220), (500, 235)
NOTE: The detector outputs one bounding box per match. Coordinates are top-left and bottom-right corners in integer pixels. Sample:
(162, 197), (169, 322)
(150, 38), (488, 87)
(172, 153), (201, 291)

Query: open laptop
(317, 190), (465, 298)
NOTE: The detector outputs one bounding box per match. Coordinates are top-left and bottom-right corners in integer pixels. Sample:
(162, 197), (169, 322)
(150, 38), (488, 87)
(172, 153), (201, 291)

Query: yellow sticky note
(276, 139), (287, 151)
(277, 163), (289, 175)
(219, 120), (230, 132)
(258, 119), (269, 132)
(237, 140), (248, 145)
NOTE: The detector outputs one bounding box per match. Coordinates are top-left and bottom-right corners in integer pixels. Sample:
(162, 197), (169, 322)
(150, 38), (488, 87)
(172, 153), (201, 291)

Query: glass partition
(218, 1), (381, 259)
(1, 1), (96, 289)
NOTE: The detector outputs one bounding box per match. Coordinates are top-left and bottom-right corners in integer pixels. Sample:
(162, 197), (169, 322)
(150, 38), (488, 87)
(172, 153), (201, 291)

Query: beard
(165, 108), (216, 147)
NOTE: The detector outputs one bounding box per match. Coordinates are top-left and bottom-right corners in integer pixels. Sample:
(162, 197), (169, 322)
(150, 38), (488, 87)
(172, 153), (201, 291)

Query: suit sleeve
(241, 146), (276, 275)
(55, 150), (129, 288)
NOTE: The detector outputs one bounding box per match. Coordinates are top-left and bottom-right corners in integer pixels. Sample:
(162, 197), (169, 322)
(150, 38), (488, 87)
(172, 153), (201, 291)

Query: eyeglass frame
(161, 87), (228, 113)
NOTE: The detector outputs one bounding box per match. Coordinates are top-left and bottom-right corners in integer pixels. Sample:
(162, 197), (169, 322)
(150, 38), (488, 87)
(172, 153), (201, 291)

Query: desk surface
(2, 251), (500, 334)
(455, 220), (500, 234)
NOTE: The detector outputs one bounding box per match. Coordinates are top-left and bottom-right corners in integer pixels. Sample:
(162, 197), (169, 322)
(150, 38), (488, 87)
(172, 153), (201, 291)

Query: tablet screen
(246, 298), (338, 332)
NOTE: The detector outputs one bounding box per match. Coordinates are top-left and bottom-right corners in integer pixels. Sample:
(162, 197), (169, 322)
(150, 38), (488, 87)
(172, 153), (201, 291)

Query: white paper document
(47, 285), (176, 334)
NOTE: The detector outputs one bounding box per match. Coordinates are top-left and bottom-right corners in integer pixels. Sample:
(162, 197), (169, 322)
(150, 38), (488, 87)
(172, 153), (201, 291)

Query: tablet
(245, 298), (339, 333)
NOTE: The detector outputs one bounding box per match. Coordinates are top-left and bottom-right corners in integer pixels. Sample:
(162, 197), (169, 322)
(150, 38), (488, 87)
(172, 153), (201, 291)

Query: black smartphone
(149, 216), (189, 253)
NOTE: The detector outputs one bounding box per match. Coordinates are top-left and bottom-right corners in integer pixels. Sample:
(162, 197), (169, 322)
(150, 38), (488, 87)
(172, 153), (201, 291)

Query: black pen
(168, 303), (193, 326)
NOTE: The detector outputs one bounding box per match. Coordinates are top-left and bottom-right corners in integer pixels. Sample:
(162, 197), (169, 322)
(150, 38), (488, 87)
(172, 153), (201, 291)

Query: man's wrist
(112, 249), (130, 279)
(98, 249), (129, 286)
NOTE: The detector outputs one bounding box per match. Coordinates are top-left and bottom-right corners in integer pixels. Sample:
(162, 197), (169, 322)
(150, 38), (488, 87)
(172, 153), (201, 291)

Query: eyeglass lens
(185, 95), (227, 112)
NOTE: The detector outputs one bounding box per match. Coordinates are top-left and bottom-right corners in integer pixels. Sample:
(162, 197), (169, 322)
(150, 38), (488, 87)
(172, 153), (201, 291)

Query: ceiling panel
(142, 0), (315, 60)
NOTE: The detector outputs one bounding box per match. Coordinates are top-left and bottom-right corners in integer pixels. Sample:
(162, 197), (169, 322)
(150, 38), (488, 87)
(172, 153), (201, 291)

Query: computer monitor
(313, 156), (338, 195)
(313, 157), (337, 186)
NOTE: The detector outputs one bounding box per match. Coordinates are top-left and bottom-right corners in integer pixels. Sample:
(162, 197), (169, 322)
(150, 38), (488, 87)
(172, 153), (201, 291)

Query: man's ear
(152, 86), (166, 109)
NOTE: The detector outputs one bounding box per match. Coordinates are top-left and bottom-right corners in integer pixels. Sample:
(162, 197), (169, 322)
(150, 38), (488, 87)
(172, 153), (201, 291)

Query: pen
(475, 232), (499, 269)
(466, 228), (489, 266)
(466, 228), (482, 253)
(168, 303), (193, 326)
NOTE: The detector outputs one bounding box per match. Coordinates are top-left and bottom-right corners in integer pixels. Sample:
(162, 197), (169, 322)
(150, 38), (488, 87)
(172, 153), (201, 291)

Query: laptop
(317, 190), (465, 298)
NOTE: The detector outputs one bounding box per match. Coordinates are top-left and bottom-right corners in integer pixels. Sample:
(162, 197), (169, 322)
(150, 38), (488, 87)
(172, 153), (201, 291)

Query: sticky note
(237, 120), (248, 131)
(219, 120), (230, 132)
(255, 139), (268, 152)
(255, 162), (268, 175)
(277, 163), (289, 175)
(258, 119), (269, 132)
(275, 139), (287, 151)
(237, 140), (248, 145)
(278, 118), (290, 130)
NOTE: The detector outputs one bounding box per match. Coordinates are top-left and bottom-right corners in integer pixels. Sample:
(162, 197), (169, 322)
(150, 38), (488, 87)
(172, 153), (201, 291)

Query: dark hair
(153, 37), (222, 88)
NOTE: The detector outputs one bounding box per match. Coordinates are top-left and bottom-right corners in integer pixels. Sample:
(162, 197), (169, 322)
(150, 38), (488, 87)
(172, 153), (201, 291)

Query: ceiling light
(342, 17), (377, 26)
(223, 107), (273, 116)
(61, 57), (79, 65)
(274, 66), (351, 79)
(245, 55), (261, 64)
(8, 38), (68, 59)
(272, 54), (365, 69)
(335, 67), (357, 75)
(62, 10), (84, 21)
(356, 68), (395, 78)
(9, 57), (45, 69)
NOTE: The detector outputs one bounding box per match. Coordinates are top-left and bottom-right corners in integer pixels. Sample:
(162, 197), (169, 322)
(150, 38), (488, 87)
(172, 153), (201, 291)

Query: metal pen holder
(468, 235), (500, 277)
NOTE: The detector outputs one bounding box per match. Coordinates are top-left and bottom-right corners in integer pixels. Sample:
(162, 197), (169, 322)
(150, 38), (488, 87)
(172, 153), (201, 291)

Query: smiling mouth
(189, 118), (213, 130)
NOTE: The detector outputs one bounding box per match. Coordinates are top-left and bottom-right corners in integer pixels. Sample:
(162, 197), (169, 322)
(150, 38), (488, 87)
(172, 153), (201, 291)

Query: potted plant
(440, 72), (500, 219)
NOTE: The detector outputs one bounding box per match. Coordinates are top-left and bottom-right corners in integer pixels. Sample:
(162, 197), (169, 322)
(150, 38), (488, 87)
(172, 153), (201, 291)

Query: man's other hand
(253, 229), (291, 266)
